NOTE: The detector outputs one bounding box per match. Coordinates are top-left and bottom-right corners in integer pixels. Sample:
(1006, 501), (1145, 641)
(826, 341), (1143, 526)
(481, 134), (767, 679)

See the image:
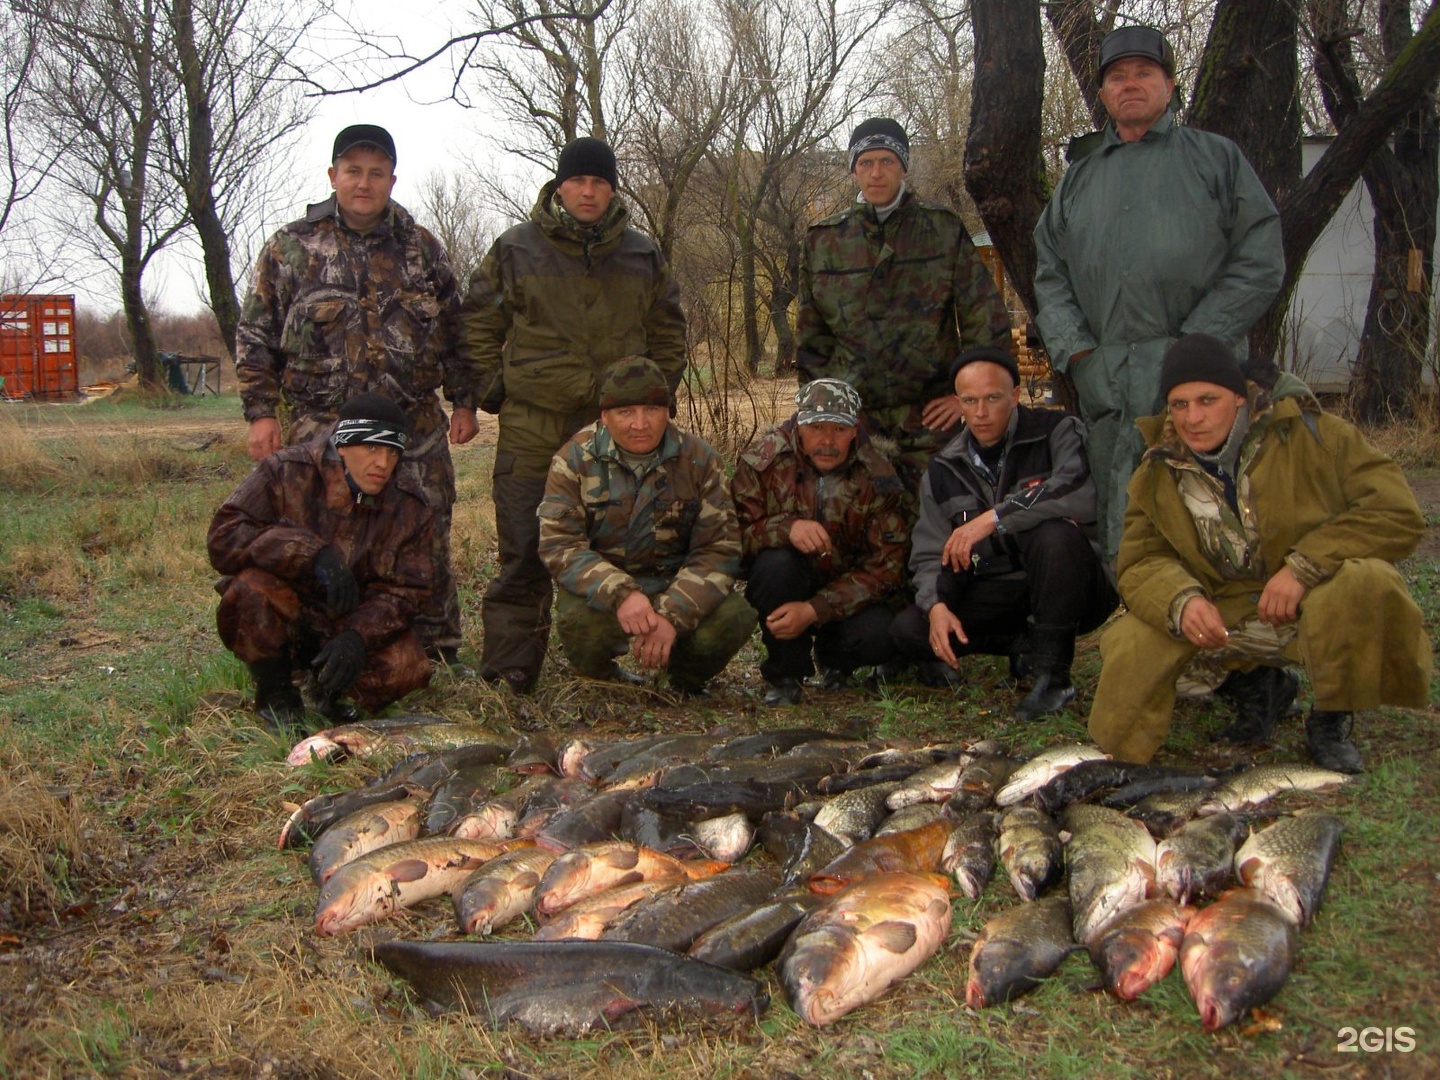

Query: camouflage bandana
(796, 378), (861, 426)
(332, 418), (408, 453)
(600, 356), (670, 409)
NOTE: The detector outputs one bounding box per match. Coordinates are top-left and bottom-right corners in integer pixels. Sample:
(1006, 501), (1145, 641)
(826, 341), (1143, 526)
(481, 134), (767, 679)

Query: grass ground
(1, 390), (1437, 1079)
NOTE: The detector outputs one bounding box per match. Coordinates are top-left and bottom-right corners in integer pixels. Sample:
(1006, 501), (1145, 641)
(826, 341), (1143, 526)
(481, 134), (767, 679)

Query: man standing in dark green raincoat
(1034, 26), (1284, 563)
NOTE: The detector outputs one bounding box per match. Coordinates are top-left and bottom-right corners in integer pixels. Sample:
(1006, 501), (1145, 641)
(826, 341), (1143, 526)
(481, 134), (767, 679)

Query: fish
(279, 743), (513, 849)
(1061, 805), (1157, 946)
(813, 782), (902, 842)
(876, 803), (946, 836)
(964, 894), (1075, 1008)
(313, 836), (515, 935)
(759, 813), (852, 885)
(994, 743), (1111, 807)
(690, 812), (756, 863)
(1195, 764), (1353, 815)
(780, 872), (953, 1026)
(1088, 898), (1192, 1001)
(886, 760), (967, 809)
(943, 811), (998, 900)
(945, 754), (1017, 815)
(450, 774), (553, 841)
(534, 789), (632, 851)
(702, 728), (837, 762)
(532, 877), (686, 940)
(995, 806), (1063, 901)
(618, 793), (705, 858)
(1155, 813), (1247, 905)
(453, 846), (558, 935)
(598, 735), (728, 790)
(818, 762), (932, 794)
(285, 715), (497, 766)
(307, 799), (423, 886)
(601, 867), (782, 952)
(506, 733), (558, 775)
(533, 842), (727, 916)
(688, 890), (825, 971)
(659, 748), (867, 792)
(1030, 760), (1204, 816)
(1101, 773), (1220, 809)
(640, 778), (825, 821)
(424, 763), (509, 836)
(371, 939), (768, 1035)
(1179, 888), (1296, 1032)
(808, 818), (952, 895)
(1125, 789), (1211, 837)
(1234, 813), (1344, 927)
(565, 734), (673, 782)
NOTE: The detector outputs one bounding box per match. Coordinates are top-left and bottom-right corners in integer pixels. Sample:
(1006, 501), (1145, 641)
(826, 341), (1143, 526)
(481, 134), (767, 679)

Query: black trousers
(744, 547), (897, 682)
(891, 518), (1117, 663)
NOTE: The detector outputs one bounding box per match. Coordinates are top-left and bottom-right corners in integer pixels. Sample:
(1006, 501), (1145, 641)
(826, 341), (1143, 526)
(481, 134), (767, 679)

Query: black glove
(312, 629), (366, 697)
(313, 547), (359, 616)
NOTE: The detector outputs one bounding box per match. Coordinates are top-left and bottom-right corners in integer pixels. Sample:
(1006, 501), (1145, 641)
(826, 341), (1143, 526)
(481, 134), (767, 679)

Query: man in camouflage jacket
(234, 124), (476, 666)
(732, 379), (909, 705)
(461, 137), (687, 692)
(797, 118), (1013, 494)
(209, 393), (434, 730)
(538, 358), (755, 695)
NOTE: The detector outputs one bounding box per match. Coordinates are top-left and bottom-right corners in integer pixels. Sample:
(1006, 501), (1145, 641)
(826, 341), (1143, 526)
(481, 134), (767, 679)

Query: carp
(1155, 813), (1247, 905)
(688, 890), (824, 971)
(1061, 805), (1157, 946)
(532, 877), (685, 940)
(453, 846), (558, 935)
(995, 806), (1063, 901)
(601, 867), (782, 953)
(1088, 898), (1192, 1001)
(813, 782), (902, 843)
(965, 894), (1075, 1008)
(534, 842), (727, 916)
(943, 811), (998, 900)
(1234, 812), (1344, 927)
(1179, 888), (1296, 1032)
(307, 799), (423, 886)
(807, 818), (952, 895)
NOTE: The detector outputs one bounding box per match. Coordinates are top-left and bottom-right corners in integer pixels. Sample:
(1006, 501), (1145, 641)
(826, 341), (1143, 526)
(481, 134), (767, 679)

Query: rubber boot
(1214, 666), (1299, 745)
(247, 659), (305, 734)
(1012, 625), (1076, 722)
(1305, 710), (1364, 774)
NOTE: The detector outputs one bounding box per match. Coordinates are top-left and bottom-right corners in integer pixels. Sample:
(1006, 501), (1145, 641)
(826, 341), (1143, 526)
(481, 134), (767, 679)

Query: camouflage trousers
(216, 568), (432, 711)
(554, 585), (757, 692)
(1088, 557), (1433, 763)
(290, 406), (461, 653)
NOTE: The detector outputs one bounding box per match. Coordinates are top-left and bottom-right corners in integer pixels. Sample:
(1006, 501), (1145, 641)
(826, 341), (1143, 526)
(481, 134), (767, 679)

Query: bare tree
(159, 0), (321, 356)
(414, 167), (501, 286)
(33, 0), (189, 390)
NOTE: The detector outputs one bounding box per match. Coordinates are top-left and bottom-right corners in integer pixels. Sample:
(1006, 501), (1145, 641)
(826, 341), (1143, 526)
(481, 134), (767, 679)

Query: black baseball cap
(332, 124), (397, 165)
(1098, 26), (1175, 80)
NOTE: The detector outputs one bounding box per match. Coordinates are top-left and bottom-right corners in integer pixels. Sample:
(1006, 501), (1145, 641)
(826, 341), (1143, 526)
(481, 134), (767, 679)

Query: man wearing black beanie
(797, 116), (1012, 497)
(209, 392), (435, 733)
(459, 137), (687, 693)
(1087, 334), (1431, 774)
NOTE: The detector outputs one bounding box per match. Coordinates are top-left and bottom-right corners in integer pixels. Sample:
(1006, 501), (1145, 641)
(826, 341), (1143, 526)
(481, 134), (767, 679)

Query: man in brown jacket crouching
(208, 392), (435, 731)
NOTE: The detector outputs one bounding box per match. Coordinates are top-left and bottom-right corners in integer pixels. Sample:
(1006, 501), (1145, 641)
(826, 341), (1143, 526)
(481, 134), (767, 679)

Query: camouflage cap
(796, 378), (861, 426)
(599, 356), (670, 410)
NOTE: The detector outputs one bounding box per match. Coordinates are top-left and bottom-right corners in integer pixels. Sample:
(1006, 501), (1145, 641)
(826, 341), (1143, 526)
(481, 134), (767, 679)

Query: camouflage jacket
(1121, 372), (1425, 635)
(732, 417), (909, 624)
(460, 182), (687, 419)
(235, 196), (472, 445)
(207, 430), (436, 649)
(537, 422), (742, 633)
(796, 190), (1012, 412)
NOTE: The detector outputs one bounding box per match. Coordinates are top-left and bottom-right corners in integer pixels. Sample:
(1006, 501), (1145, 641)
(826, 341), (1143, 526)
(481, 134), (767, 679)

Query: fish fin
(602, 849), (641, 870)
(385, 858), (431, 883)
(864, 920), (918, 954)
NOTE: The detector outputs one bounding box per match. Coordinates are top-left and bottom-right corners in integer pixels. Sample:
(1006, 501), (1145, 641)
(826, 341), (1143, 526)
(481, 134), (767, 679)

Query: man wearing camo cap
(732, 378), (909, 706)
(538, 357), (755, 696)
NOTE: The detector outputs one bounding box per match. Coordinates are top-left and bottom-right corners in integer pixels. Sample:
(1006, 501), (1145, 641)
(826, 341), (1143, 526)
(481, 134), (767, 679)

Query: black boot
(247, 659), (305, 734)
(763, 677), (804, 706)
(1306, 710), (1364, 774)
(1012, 625), (1076, 722)
(1214, 666), (1299, 745)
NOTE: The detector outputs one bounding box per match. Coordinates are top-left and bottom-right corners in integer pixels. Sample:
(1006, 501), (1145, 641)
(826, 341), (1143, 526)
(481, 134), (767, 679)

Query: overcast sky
(93, 0), (545, 317)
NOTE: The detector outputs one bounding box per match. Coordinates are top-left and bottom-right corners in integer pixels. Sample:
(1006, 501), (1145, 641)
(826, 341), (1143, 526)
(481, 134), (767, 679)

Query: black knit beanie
(555, 137), (618, 190)
(1159, 334), (1248, 399)
(848, 118), (910, 173)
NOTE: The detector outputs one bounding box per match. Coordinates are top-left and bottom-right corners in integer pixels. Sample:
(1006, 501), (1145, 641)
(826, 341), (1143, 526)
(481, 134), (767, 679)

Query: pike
(994, 743), (1110, 807)
(995, 806), (1063, 901)
(813, 782), (902, 843)
(1155, 813), (1247, 905)
(1061, 805), (1157, 946)
(1196, 764), (1353, 815)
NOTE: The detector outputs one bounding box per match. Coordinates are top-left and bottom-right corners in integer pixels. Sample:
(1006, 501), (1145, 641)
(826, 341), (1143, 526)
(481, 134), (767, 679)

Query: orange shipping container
(1, 294), (78, 401)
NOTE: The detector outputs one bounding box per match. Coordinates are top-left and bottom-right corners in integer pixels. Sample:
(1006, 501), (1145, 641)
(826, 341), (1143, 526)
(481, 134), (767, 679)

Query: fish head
(286, 735), (344, 767)
(313, 867), (392, 936)
(966, 939), (1037, 1010)
(1095, 928), (1168, 1002)
(783, 925), (863, 1026)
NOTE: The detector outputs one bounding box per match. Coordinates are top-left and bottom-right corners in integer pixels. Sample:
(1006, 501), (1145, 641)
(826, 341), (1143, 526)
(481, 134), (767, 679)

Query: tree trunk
(171, 0), (241, 357)
(965, 0), (1047, 319)
(1346, 0), (1438, 421)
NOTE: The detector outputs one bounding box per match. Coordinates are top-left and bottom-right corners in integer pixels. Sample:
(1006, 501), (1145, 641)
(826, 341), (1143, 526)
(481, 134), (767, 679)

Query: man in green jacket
(797, 118), (1012, 495)
(538, 358), (756, 696)
(1033, 26), (1284, 562)
(461, 138), (687, 692)
(1087, 334), (1431, 773)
